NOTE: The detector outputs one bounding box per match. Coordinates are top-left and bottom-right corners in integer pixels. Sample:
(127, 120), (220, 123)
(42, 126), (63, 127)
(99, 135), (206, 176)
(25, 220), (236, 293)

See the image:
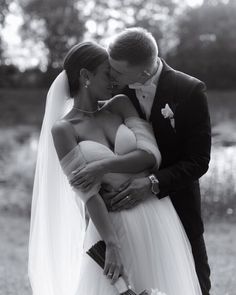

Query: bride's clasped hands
(70, 158), (155, 212)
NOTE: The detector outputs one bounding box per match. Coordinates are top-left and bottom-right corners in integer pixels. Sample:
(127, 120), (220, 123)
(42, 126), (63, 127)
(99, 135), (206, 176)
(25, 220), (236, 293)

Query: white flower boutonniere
(161, 103), (175, 129)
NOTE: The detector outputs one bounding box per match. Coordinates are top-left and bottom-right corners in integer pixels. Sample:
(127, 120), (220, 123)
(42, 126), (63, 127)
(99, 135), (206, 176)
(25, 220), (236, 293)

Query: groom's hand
(110, 177), (152, 211)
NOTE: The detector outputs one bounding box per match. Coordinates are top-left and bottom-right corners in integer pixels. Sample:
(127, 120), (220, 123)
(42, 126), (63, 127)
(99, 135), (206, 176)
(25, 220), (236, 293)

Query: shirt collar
(129, 59), (163, 89)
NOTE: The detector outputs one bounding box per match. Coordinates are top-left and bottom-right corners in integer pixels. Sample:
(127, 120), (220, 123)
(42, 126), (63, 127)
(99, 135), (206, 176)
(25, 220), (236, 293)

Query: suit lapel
(150, 60), (178, 146)
(150, 60), (177, 121)
(123, 87), (147, 120)
(123, 60), (178, 127)
(120, 60), (184, 168)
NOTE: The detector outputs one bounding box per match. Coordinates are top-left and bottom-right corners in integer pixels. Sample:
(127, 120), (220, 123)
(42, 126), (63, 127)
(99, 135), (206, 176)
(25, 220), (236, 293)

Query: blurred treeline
(0, 0), (236, 90)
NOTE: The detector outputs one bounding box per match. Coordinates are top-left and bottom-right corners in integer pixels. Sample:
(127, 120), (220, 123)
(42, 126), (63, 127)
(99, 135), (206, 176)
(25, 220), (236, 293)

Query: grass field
(1, 214), (235, 295)
(0, 88), (236, 294)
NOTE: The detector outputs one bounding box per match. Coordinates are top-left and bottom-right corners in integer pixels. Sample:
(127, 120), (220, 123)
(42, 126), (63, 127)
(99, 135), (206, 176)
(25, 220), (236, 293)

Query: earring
(84, 80), (90, 88)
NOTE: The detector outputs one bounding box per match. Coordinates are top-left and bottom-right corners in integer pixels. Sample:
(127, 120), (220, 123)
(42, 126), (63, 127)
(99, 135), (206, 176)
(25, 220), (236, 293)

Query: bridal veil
(28, 71), (85, 295)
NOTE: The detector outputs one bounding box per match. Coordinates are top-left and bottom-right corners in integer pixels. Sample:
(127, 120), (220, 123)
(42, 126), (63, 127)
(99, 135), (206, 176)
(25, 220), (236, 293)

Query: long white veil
(28, 71), (85, 295)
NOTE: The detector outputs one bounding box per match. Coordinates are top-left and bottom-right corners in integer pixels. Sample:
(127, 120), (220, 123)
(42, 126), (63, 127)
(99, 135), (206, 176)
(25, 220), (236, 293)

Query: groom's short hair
(108, 27), (158, 67)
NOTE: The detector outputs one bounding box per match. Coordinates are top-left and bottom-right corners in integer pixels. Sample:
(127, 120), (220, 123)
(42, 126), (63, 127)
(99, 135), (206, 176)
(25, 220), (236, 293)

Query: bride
(28, 41), (202, 295)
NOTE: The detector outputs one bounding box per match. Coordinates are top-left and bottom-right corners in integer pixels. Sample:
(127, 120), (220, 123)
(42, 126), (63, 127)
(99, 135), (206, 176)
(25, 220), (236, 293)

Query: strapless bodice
(60, 117), (161, 204)
(78, 123), (146, 189)
(79, 123), (137, 158)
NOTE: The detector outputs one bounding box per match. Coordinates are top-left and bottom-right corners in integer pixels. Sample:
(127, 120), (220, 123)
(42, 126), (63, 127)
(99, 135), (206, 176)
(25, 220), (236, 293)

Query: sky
(2, 0), (204, 70)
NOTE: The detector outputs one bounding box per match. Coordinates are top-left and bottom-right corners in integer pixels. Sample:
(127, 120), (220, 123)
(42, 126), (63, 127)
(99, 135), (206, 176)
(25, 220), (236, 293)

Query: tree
(20, 0), (85, 68)
(79, 0), (178, 56)
(0, 0), (9, 25)
(0, 0), (10, 62)
(167, 0), (236, 88)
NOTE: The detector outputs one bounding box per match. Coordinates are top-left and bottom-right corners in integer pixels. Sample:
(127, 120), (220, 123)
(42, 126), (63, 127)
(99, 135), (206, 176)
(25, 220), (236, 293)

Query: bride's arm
(71, 95), (161, 188)
(69, 149), (155, 190)
(51, 120), (124, 283)
(71, 149), (156, 191)
(97, 150), (155, 174)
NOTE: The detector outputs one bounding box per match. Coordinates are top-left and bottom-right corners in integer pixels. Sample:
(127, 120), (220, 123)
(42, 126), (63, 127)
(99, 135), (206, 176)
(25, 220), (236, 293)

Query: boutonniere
(161, 103), (175, 129)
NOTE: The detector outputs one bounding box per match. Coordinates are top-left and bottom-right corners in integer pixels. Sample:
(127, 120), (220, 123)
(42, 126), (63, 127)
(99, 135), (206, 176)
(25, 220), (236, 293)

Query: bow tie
(129, 82), (156, 93)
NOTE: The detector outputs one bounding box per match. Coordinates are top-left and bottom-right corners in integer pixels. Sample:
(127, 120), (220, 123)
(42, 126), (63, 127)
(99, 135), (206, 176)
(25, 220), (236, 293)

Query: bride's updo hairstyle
(63, 42), (108, 97)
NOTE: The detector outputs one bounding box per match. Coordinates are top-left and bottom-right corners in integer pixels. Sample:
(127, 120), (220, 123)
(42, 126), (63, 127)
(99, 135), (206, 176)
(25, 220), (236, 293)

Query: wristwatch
(148, 174), (160, 195)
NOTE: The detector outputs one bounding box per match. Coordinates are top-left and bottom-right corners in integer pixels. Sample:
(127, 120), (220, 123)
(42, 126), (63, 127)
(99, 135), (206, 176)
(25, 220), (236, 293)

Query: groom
(107, 27), (211, 295)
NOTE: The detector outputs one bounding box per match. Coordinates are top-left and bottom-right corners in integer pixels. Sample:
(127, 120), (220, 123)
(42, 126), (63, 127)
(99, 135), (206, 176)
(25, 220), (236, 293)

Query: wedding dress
(61, 117), (202, 295)
(28, 72), (202, 295)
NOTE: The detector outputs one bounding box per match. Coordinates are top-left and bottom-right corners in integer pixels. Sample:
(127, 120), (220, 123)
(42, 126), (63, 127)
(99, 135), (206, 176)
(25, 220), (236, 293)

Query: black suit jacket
(123, 60), (211, 239)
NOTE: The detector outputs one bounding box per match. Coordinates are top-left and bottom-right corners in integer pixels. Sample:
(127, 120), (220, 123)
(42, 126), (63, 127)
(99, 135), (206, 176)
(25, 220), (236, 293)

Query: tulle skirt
(76, 196), (202, 295)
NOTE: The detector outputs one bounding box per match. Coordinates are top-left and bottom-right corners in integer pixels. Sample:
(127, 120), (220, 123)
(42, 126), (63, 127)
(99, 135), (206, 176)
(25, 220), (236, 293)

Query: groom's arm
(155, 82), (211, 198)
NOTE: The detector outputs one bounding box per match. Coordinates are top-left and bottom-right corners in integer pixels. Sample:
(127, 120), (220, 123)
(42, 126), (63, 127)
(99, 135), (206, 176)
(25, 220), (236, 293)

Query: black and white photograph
(0, 0), (235, 294)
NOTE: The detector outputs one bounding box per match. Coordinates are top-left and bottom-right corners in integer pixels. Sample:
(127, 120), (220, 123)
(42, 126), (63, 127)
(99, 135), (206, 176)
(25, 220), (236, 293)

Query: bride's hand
(104, 242), (126, 285)
(69, 161), (105, 191)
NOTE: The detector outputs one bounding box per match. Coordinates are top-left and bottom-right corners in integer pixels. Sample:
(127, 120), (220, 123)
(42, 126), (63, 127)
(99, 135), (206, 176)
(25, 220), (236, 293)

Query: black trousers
(190, 234), (211, 295)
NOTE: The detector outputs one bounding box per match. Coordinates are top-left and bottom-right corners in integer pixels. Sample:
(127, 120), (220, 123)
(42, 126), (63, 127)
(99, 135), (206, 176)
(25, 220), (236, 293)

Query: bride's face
(89, 60), (113, 100)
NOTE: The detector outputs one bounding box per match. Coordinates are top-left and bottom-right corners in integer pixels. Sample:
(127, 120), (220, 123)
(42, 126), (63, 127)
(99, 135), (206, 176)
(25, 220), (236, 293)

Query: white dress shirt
(129, 60), (163, 120)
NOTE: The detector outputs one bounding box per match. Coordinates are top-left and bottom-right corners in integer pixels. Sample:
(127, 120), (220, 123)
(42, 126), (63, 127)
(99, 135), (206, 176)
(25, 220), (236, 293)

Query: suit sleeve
(155, 82), (211, 198)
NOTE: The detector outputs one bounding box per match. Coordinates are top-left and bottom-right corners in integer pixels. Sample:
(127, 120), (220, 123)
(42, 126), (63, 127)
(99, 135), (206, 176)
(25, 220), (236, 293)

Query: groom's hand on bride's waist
(99, 185), (118, 211)
(107, 177), (152, 212)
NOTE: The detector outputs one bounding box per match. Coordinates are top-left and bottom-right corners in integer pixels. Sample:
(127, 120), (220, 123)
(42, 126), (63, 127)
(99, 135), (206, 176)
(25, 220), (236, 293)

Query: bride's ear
(80, 68), (91, 85)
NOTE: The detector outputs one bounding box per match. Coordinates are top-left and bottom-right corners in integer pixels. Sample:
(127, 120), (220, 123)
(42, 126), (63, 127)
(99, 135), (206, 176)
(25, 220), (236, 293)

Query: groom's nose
(110, 67), (121, 82)
(110, 72), (118, 86)
(110, 70), (116, 81)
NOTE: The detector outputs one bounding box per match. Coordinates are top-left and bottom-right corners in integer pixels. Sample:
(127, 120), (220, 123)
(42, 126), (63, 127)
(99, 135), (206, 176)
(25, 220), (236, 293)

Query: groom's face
(109, 57), (147, 86)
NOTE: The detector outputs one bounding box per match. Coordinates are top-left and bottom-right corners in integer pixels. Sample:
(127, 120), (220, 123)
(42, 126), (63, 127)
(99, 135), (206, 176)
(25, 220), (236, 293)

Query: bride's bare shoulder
(51, 119), (73, 138)
(51, 119), (77, 160)
(104, 94), (138, 118)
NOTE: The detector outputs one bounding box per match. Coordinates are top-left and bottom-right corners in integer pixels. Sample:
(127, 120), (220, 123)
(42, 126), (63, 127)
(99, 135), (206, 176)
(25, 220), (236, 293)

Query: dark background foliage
(0, 0), (236, 89)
